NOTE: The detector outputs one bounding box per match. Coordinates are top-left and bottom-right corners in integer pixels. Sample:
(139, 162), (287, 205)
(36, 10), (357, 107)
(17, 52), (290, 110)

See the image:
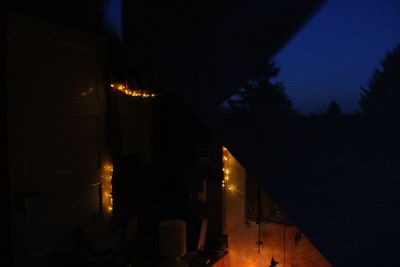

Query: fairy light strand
(222, 146), (235, 192)
(110, 83), (157, 98)
(102, 163), (114, 216)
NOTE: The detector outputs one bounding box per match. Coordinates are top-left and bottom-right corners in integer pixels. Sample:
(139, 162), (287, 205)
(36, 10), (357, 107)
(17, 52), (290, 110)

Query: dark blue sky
(273, 0), (400, 114)
(103, 0), (122, 38)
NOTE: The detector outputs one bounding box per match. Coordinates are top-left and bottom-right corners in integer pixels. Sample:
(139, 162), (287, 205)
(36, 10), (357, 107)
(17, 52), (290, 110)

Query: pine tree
(359, 43), (400, 121)
(325, 101), (342, 118)
(226, 62), (295, 121)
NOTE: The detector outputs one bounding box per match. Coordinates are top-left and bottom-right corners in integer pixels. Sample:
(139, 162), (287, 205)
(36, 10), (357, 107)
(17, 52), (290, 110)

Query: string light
(227, 185), (236, 192)
(222, 146), (233, 191)
(79, 87), (94, 97)
(102, 162), (114, 217)
(110, 83), (157, 98)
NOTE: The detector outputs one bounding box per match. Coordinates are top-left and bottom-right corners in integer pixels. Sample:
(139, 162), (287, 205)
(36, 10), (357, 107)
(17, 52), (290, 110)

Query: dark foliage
(359, 43), (400, 123)
(225, 62), (295, 122)
(325, 101), (342, 118)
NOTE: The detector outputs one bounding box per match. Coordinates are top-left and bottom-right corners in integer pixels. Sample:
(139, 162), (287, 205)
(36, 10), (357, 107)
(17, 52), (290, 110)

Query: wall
(7, 12), (107, 263)
(111, 95), (154, 164)
(222, 149), (331, 267)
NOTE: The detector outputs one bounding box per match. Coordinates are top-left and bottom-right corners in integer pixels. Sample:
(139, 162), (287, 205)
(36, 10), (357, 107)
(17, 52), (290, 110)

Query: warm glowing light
(104, 164), (113, 171)
(227, 185), (236, 192)
(222, 146), (233, 191)
(80, 87), (94, 97)
(102, 162), (114, 218)
(110, 82), (157, 98)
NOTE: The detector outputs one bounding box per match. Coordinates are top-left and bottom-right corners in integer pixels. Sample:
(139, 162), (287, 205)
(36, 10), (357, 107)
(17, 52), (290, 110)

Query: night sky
(102, 0), (122, 38)
(273, 0), (400, 114)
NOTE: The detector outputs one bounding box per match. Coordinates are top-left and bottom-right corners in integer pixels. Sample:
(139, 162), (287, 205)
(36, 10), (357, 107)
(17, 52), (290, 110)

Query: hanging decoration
(269, 256), (279, 267)
(294, 230), (302, 247)
(256, 223), (263, 254)
(256, 184), (263, 254)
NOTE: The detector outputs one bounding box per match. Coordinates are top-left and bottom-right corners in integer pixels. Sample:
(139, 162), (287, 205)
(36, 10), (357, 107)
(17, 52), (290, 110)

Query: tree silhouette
(225, 62), (295, 122)
(359, 43), (400, 122)
(325, 101), (342, 118)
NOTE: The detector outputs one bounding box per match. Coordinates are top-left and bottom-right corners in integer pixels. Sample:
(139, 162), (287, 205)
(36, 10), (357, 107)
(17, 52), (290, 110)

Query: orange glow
(221, 147), (332, 267)
(227, 185), (236, 192)
(222, 146), (233, 191)
(222, 148), (279, 267)
(110, 82), (157, 98)
(102, 162), (114, 218)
